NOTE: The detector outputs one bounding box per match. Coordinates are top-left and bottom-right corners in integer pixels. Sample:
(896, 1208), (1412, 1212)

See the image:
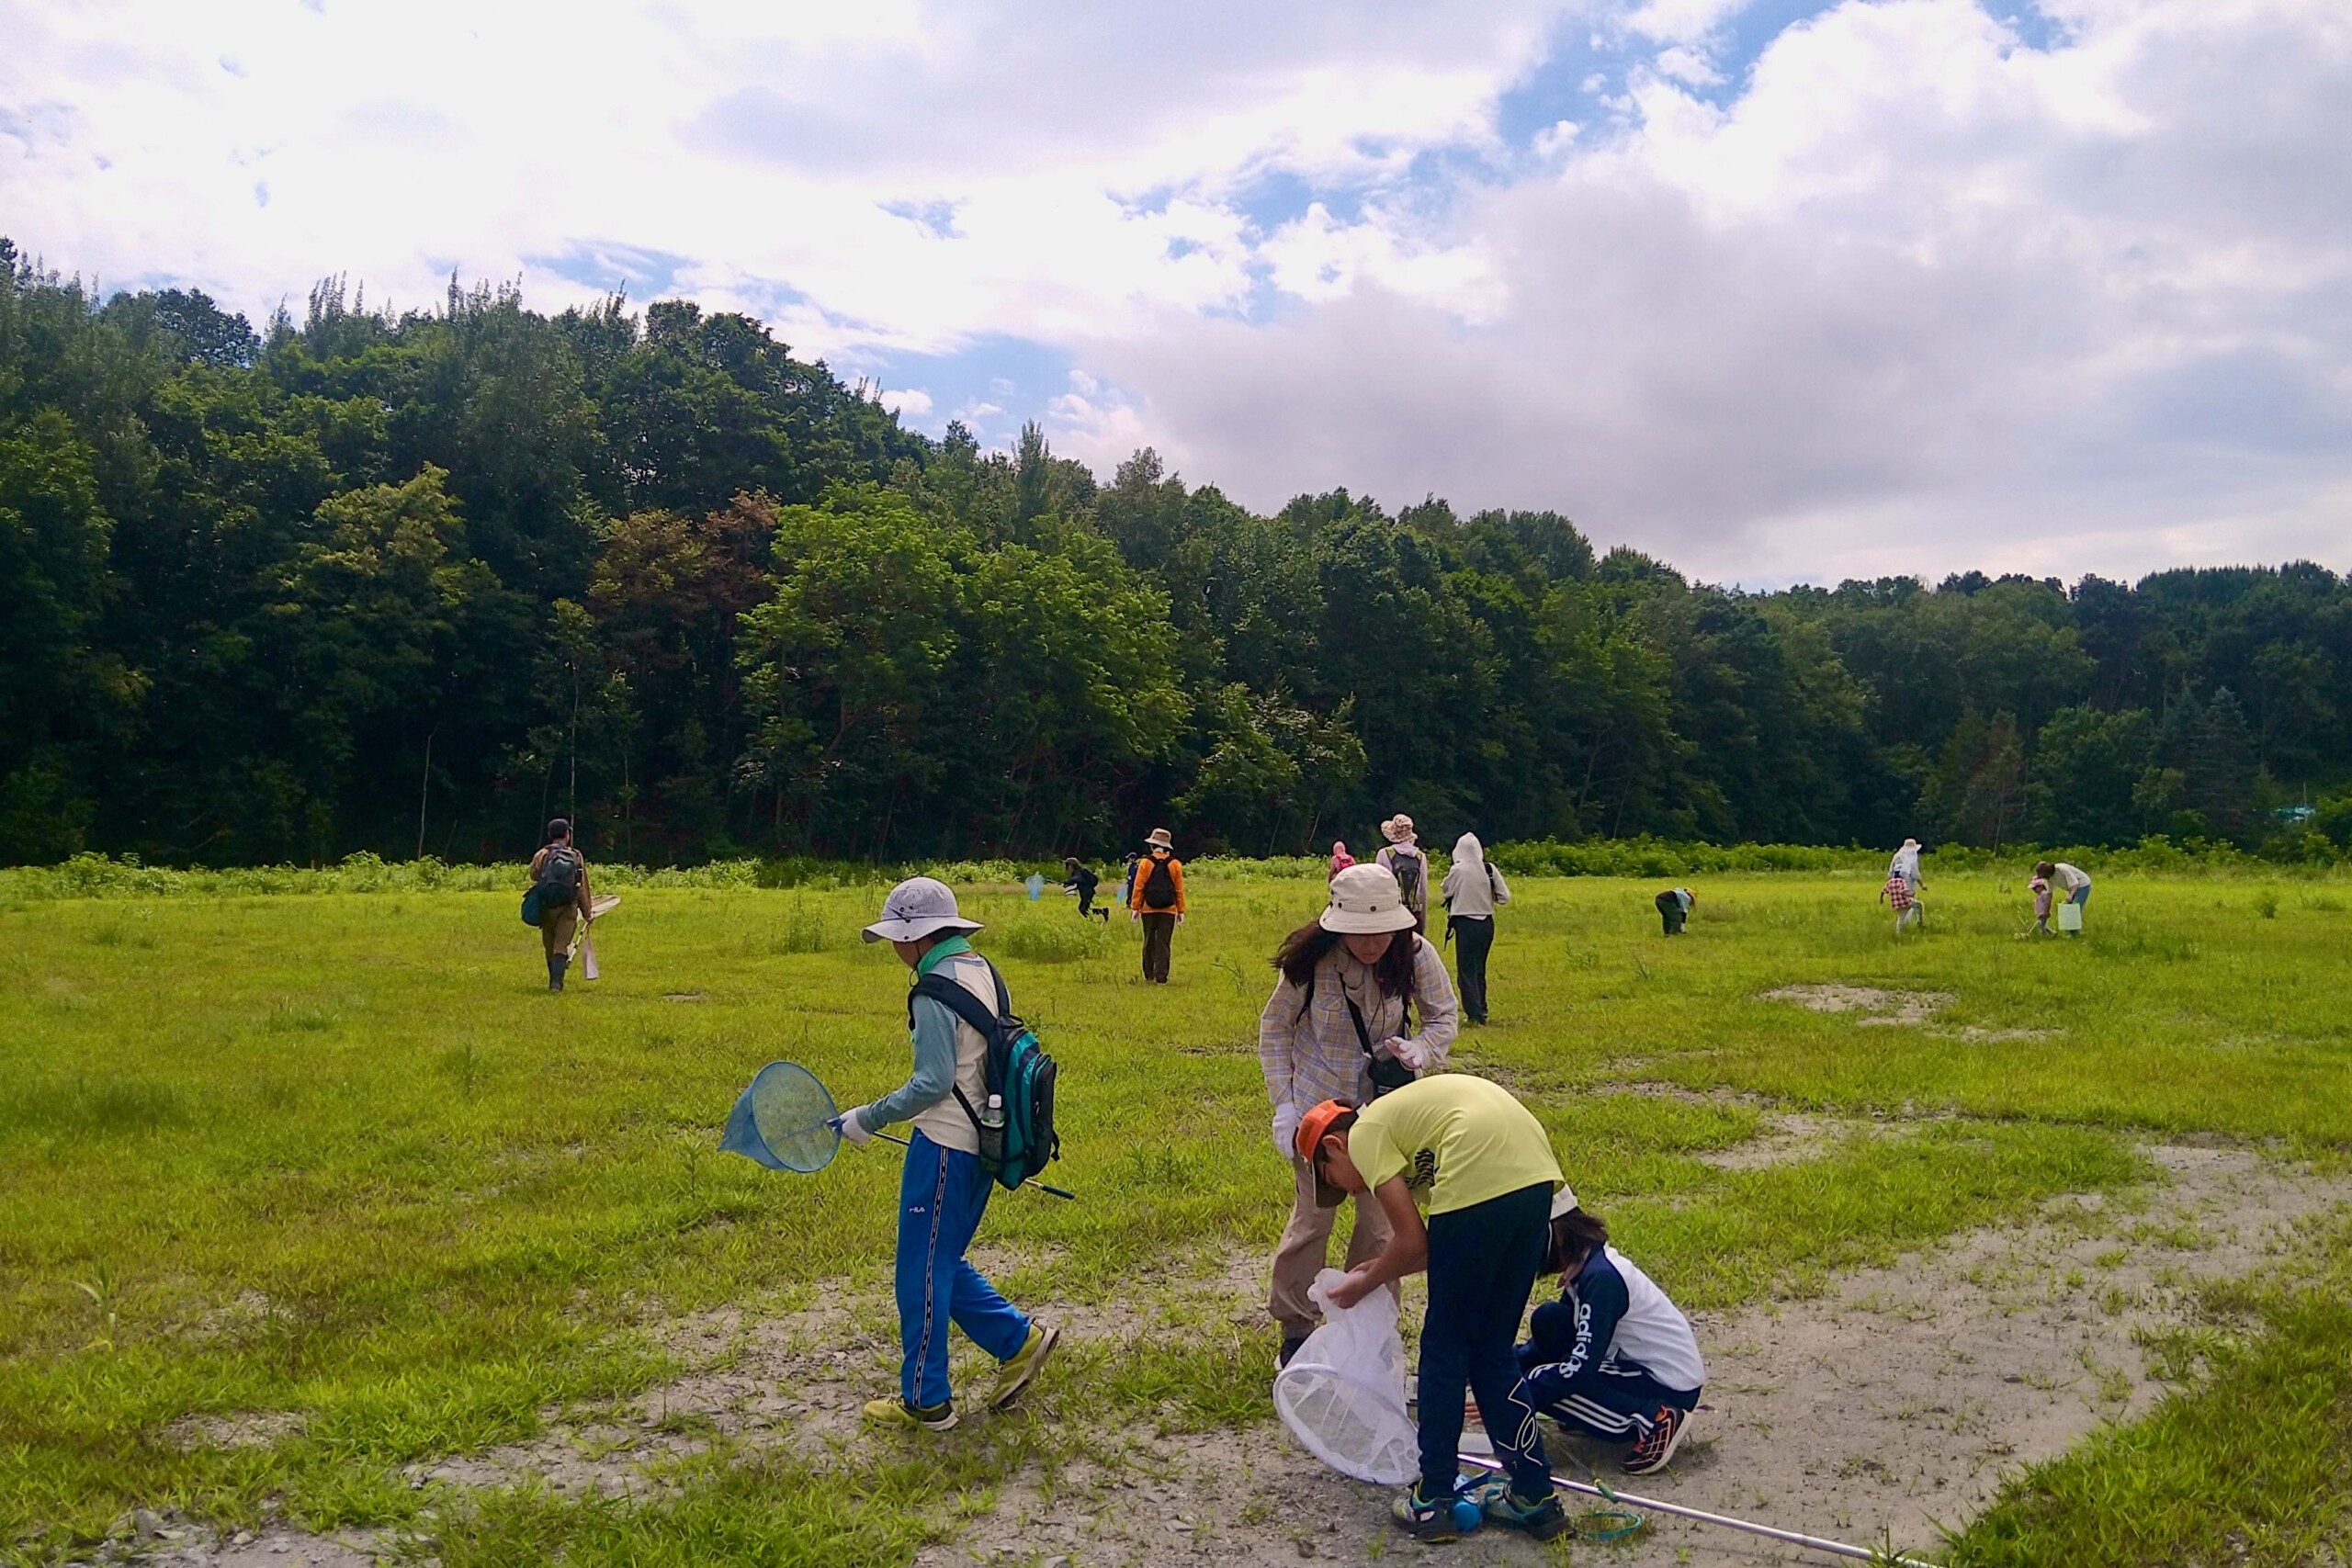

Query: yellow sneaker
(989, 1323), (1060, 1410)
(863, 1396), (956, 1431)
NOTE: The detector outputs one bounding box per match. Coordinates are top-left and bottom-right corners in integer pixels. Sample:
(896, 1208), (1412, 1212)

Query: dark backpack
(1140, 853), (1178, 908)
(908, 958), (1062, 1191)
(537, 845), (582, 901)
(1389, 850), (1425, 908)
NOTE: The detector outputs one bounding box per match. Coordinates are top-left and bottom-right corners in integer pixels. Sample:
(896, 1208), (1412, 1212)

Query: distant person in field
(1512, 1192), (1705, 1476)
(1129, 828), (1186, 983)
(1440, 831), (1510, 1024)
(1259, 863), (1457, 1369)
(1060, 856), (1109, 921)
(1329, 840), (1356, 880)
(1879, 871), (1922, 931)
(1118, 850), (1141, 908)
(838, 877), (1059, 1429)
(2029, 873), (2054, 935)
(1376, 816), (1430, 931)
(1890, 837), (1922, 897)
(2037, 860), (2092, 931)
(526, 818), (592, 992)
(1654, 886), (1694, 936)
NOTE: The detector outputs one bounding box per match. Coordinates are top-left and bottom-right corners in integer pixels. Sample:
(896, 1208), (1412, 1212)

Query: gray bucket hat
(861, 875), (984, 943)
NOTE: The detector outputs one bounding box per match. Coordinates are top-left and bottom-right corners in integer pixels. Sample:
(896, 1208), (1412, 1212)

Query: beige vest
(912, 951), (995, 1156)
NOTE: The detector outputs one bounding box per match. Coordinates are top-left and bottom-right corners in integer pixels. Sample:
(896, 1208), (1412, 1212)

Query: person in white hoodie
(1440, 832), (1510, 1024)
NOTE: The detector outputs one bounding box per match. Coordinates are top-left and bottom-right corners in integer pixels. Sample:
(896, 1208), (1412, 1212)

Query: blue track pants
(896, 1130), (1030, 1407)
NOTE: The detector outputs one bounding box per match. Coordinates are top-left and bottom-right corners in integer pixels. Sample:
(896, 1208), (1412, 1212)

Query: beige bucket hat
(1319, 863), (1417, 934)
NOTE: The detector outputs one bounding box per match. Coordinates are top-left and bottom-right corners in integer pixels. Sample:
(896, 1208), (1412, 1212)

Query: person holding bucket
(2036, 859), (2092, 932)
(1258, 863), (1458, 1369)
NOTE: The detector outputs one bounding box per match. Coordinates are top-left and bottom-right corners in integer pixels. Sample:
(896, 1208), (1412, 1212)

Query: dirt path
(112, 1145), (2349, 1568)
(941, 1143), (2349, 1568)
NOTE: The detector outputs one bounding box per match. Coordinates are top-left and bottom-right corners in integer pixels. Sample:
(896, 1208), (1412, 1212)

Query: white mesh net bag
(1273, 1269), (1419, 1483)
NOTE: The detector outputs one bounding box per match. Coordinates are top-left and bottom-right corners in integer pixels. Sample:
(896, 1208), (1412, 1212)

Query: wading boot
(548, 953), (566, 992)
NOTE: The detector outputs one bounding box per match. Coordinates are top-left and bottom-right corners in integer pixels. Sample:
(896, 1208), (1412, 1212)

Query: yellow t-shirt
(1346, 1075), (1562, 1216)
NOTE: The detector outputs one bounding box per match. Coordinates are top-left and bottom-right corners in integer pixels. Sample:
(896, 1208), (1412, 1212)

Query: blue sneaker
(1390, 1483), (1481, 1542)
(1464, 1477), (1571, 1541)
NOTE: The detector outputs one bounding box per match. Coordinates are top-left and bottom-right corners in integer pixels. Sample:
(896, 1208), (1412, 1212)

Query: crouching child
(834, 876), (1060, 1429)
(1512, 1194), (1704, 1475)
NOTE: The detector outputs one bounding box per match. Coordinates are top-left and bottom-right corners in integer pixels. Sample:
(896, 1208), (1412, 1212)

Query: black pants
(1449, 916), (1494, 1022)
(1420, 1181), (1555, 1500)
(1139, 911), (1176, 982)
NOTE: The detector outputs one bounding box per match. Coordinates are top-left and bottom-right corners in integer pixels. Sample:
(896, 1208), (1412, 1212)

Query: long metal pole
(866, 1130), (1078, 1201)
(1456, 1452), (1942, 1567)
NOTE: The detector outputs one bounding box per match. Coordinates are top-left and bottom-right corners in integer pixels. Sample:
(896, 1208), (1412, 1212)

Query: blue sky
(4, 0), (2347, 584)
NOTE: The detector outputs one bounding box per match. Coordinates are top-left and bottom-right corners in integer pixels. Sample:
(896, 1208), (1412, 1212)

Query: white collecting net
(1273, 1269), (1419, 1483)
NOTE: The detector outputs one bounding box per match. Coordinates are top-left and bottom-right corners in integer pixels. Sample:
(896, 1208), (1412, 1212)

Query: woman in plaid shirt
(1260, 863), (1459, 1366)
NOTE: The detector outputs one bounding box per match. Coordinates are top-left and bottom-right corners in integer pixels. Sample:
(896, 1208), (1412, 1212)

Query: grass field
(5, 866), (2351, 1566)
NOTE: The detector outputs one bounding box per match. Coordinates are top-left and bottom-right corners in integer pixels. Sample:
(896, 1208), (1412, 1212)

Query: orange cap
(1295, 1099), (1360, 1206)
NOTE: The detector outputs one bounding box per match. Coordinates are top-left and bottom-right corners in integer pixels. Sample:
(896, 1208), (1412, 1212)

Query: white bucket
(2056, 902), (2083, 932)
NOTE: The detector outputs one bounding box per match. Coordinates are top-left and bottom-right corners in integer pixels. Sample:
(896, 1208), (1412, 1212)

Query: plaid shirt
(1260, 936), (1458, 1111)
(1881, 875), (1915, 911)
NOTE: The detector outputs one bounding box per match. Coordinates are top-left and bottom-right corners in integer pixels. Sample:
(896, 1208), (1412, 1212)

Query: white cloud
(878, 388), (933, 417)
(4, 0), (2348, 582)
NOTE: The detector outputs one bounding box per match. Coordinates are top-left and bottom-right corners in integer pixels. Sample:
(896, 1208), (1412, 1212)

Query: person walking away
(1654, 886), (1694, 936)
(1129, 829), (1185, 982)
(1060, 856), (1109, 921)
(1260, 863), (1459, 1367)
(1118, 850), (1141, 909)
(2038, 860), (2093, 931)
(1890, 837), (1922, 897)
(526, 818), (592, 992)
(2030, 873), (2054, 935)
(832, 877), (1059, 1429)
(1879, 872), (1922, 932)
(1301, 1075), (1571, 1543)
(1376, 816), (1430, 931)
(1329, 840), (1356, 881)
(1440, 832), (1510, 1024)
(1512, 1194), (1705, 1475)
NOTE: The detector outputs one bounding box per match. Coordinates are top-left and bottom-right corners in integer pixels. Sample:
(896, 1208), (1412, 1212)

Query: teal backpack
(907, 960), (1062, 1191)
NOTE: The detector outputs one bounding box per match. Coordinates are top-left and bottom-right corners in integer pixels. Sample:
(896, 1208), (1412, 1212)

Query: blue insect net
(720, 1061), (842, 1172)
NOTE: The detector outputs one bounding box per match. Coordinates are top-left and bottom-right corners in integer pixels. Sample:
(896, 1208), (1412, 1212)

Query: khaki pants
(540, 904), (580, 957)
(1270, 1155), (1396, 1338)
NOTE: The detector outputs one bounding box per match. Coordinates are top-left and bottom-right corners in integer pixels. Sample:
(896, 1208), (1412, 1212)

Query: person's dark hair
(545, 818), (572, 845)
(1272, 920), (1417, 999)
(1315, 1108), (1361, 1162)
(1546, 1205), (1610, 1275)
(2034, 860), (2057, 878)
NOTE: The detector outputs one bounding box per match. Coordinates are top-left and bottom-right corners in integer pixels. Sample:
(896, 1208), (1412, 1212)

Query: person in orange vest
(1128, 827), (1186, 983)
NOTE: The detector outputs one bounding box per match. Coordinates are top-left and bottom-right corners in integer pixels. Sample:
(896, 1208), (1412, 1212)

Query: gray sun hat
(861, 875), (984, 943)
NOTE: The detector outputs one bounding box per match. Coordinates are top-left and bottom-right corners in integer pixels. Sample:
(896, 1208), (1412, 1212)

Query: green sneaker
(989, 1323), (1059, 1410)
(863, 1396), (956, 1431)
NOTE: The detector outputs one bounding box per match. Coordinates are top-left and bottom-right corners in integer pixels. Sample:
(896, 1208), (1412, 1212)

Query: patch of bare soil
(108, 1151), (2352, 1568)
(163, 1410), (307, 1452)
(939, 1143), (2352, 1568)
(1693, 1111), (1871, 1171)
(1761, 985), (1954, 1025)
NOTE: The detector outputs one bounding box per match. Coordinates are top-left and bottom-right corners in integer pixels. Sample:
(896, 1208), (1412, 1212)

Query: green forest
(6, 237), (2350, 866)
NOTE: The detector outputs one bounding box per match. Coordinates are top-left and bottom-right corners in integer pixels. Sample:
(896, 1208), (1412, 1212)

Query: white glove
(1378, 1036), (1430, 1072)
(834, 1106), (876, 1145)
(1272, 1102), (1303, 1161)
